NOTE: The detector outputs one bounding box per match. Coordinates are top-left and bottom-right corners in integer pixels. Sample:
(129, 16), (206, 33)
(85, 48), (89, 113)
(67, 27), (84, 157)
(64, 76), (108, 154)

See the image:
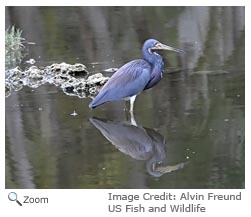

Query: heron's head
(143, 39), (184, 54)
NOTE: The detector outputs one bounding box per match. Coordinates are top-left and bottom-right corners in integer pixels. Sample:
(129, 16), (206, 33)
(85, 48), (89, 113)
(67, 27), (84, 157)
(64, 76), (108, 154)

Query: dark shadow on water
(90, 116), (188, 177)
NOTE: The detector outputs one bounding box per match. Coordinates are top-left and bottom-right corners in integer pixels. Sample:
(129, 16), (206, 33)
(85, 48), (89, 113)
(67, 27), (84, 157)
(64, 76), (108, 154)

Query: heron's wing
(144, 62), (164, 90)
(89, 59), (151, 108)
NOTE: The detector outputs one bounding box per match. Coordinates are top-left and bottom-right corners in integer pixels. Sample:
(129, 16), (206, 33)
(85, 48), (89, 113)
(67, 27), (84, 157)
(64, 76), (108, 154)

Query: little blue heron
(89, 39), (184, 112)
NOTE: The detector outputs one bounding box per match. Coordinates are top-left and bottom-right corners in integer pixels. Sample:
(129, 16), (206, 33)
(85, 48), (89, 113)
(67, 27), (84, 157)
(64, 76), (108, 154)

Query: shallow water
(5, 6), (245, 189)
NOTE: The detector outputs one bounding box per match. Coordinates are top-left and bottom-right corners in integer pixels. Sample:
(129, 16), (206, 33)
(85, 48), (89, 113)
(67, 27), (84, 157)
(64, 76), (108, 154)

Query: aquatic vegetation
(5, 26), (25, 68)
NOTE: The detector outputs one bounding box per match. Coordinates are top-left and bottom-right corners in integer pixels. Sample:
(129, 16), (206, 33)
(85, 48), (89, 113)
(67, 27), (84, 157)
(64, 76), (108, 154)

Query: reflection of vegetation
(224, 30), (245, 71)
(194, 7), (228, 71)
(5, 137), (20, 188)
(5, 26), (25, 68)
(195, 7), (245, 72)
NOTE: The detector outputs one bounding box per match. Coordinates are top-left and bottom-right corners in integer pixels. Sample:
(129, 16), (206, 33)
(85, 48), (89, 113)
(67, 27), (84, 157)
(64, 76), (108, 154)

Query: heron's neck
(142, 49), (164, 90)
(142, 48), (163, 69)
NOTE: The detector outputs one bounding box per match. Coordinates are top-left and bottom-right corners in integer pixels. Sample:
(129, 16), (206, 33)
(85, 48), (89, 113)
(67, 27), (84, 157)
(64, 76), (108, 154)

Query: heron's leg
(124, 100), (128, 111)
(129, 95), (136, 113)
(130, 111), (137, 126)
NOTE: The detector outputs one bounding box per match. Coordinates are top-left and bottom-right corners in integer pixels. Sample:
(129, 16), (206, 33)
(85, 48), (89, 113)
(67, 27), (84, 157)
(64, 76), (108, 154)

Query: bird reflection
(89, 116), (188, 177)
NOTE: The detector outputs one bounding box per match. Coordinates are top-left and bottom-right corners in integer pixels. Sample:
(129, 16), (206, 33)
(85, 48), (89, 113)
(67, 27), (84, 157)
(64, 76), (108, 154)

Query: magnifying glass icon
(8, 192), (22, 206)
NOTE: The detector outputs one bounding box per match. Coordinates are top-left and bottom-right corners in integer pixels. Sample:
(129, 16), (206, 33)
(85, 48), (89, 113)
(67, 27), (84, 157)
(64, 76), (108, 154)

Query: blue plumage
(89, 60), (151, 108)
(89, 39), (183, 112)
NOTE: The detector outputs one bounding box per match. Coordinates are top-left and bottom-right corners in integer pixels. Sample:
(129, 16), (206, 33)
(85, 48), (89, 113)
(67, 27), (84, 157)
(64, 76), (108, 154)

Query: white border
(2, 0), (248, 6)
(1, 1), (250, 217)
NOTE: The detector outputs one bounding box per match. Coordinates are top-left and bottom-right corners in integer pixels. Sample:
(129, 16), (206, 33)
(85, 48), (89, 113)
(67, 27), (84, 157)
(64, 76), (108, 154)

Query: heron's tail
(89, 102), (96, 109)
(89, 99), (99, 109)
(89, 91), (108, 109)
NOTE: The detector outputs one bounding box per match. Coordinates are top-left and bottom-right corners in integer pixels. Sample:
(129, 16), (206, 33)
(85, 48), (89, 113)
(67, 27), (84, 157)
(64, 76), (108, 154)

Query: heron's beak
(154, 42), (185, 54)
